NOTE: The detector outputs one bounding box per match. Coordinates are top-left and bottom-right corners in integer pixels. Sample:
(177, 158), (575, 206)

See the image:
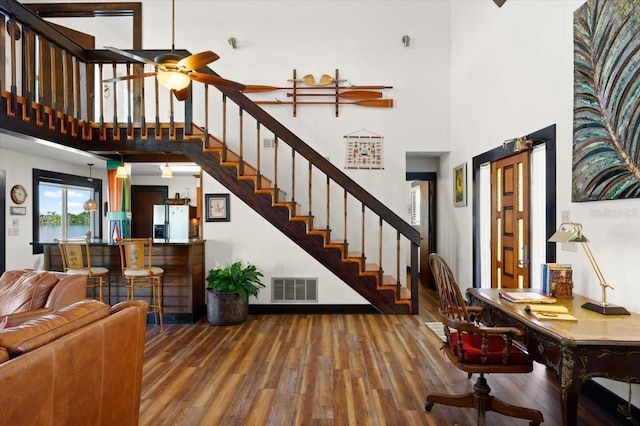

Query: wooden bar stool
(56, 238), (109, 302)
(116, 237), (164, 329)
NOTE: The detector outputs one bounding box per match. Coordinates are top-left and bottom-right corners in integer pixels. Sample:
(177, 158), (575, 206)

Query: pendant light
(115, 152), (128, 179)
(83, 163), (98, 212)
(161, 161), (173, 178)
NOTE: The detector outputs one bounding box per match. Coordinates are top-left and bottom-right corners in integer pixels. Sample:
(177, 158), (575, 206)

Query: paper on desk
(526, 304), (577, 321)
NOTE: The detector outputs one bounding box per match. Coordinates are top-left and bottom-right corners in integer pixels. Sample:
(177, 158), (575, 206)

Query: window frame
(32, 168), (103, 254)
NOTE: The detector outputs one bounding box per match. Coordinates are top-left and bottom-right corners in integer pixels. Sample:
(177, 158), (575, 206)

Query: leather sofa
(0, 269), (87, 326)
(0, 299), (148, 425)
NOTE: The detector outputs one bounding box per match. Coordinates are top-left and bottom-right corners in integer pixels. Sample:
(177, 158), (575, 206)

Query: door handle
(518, 244), (528, 267)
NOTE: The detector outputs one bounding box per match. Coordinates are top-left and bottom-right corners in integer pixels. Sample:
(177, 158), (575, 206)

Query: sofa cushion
(0, 300), (110, 359)
(0, 269), (60, 316)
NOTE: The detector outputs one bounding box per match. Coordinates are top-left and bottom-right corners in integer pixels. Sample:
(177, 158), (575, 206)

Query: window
(32, 169), (102, 254)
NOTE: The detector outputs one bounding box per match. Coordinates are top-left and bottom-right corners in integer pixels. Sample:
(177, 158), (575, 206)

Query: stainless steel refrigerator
(152, 205), (190, 241)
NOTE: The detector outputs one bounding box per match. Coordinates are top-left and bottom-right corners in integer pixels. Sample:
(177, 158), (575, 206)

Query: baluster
(273, 137), (279, 202)
(256, 122), (261, 189)
(9, 16), (17, 115)
(126, 63), (132, 139)
(169, 89), (175, 140)
(37, 35), (45, 125)
(140, 65), (147, 139)
(61, 49), (68, 116)
(49, 42), (57, 129)
(73, 57), (80, 120)
(204, 84), (209, 148)
(308, 162), (313, 227)
(98, 64), (104, 135)
(112, 63), (118, 139)
(23, 26), (34, 121)
(238, 107), (244, 174)
(378, 217), (383, 281)
(396, 230), (401, 297)
(361, 203), (366, 271)
(343, 189), (348, 253)
(326, 176), (331, 239)
(222, 93), (227, 161)
(154, 67), (160, 139)
(291, 150), (296, 207)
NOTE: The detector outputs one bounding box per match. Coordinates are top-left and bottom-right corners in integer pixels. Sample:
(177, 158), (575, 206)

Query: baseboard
(249, 304), (380, 315)
(582, 379), (640, 423)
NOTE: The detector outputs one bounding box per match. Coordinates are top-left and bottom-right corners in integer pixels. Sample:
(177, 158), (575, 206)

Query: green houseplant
(205, 261), (265, 325)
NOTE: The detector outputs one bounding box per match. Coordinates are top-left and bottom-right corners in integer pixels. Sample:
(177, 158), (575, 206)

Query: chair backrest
(428, 253), (472, 325)
(56, 238), (91, 272)
(116, 237), (154, 273)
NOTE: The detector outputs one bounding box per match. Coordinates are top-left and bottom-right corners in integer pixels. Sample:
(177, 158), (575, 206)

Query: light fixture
(83, 163), (98, 212)
(548, 222), (630, 315)
(228, 37), (238, 49)
(502, 137), (533, 152)
(402, 35), (411, 47)
(161, 162), (173, 178)
(155, 56), (191, 91)
(115, 152), (128, 179)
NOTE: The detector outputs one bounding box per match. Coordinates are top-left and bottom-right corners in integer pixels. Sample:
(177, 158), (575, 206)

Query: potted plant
(205, 261), (265, 325)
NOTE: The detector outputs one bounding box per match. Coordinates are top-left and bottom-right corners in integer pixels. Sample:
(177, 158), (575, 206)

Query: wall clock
(10, 185), (27, 204)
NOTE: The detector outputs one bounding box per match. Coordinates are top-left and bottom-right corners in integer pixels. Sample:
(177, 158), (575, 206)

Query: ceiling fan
(493, 0), (507, 7)
(103, 0), (245, 100)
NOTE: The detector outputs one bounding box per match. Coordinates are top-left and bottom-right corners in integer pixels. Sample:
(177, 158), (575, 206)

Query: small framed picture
(205, 193), (230, 222)
(453, 163), (467, 207)
(10, 206), (27, 215)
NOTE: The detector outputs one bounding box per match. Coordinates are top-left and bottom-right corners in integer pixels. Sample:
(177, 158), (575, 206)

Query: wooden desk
(466, 288), (640, 426)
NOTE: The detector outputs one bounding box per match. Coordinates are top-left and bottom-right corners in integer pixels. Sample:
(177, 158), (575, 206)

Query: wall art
(573, 0), (640, 201)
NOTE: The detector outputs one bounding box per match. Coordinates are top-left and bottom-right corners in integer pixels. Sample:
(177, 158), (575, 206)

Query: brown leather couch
(0, 269), (87, 326)
(0, 299), (148, 425)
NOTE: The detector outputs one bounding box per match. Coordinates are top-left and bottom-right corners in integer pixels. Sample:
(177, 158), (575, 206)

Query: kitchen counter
(41, 239), (206, 324)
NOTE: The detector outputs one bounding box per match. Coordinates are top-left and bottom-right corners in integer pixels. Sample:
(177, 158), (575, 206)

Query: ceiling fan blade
(189, 72), (246, 91)
(177, 51), (220, 70)
(104, 46), (162, 67)
(102, 72), (157, 83)
(493, 0), (506, 7)
(172, 87), (190, 101)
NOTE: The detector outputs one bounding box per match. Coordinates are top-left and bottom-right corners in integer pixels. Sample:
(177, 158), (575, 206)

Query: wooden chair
(425, 253), (544, 426)
(116, 237), (164, 329)
(56, 238), (109, 302)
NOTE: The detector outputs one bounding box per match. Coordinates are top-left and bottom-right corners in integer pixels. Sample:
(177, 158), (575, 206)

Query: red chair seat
(450, 331), (531, 364)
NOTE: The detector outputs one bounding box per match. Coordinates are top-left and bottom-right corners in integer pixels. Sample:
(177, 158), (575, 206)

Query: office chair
(425, 253), (544, 426)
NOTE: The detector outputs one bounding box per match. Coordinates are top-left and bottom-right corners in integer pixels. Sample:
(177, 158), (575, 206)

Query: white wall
(446, 0), (640, 406)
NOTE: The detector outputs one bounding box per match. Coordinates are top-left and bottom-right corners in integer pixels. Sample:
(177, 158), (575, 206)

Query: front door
(491, 152), (530, 288)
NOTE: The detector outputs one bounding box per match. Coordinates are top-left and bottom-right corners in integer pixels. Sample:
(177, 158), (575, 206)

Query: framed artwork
(453, 163), (467, 207)
(344, 130), (384, 169)
(205, 193), (230, 222)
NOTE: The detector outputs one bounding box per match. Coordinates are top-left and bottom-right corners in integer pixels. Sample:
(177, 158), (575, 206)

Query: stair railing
(1, 0), (420, 312)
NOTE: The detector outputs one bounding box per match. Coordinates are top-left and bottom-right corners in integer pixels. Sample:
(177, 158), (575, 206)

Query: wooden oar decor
(244, 68), (393, 117)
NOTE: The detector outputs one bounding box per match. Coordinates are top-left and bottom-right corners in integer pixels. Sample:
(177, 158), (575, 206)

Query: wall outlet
(561, 210), (571, 223)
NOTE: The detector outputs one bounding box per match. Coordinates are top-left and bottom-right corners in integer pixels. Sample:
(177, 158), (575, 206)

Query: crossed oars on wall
(243, 70), (393, 116)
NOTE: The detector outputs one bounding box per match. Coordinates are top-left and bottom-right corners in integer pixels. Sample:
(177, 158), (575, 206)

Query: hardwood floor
(139, 286), (629, 425)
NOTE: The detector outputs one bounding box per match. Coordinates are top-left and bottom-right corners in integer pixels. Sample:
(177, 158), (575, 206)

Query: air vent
(272, 277), (318, 302)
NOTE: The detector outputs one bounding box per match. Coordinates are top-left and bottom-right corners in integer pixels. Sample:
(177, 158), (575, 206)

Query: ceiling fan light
(161, 163), (173, 178)
(157, 69), (191, 91)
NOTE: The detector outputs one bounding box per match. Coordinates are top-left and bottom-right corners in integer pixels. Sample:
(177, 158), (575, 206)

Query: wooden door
(491, 152), (530, 288)
(131, 186), (168, 238)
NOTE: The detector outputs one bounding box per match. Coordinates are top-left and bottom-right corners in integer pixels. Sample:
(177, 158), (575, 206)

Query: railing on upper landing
(0, 0), (420, 313)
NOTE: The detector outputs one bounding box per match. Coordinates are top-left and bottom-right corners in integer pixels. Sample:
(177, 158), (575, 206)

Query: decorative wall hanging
(453, 163), (467, 207)
(573, 0), (640, 201)
(244, 69), (393, 117)
(205, 193), (230, 222)
(344, 129), (384, 170)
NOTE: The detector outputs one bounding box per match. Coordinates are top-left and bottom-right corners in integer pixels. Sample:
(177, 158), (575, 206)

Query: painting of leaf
(573, 0), (640, 201)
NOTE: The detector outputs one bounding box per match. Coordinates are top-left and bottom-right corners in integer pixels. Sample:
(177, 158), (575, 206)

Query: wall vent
(271, 277), (318, 303)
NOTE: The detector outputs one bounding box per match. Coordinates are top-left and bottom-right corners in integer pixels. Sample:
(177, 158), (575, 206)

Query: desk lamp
(548, 222), (629, 315)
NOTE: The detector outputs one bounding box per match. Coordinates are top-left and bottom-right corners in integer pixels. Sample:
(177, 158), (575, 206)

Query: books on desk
(526, 304), (578, 321)
(499, 291), (557, 304)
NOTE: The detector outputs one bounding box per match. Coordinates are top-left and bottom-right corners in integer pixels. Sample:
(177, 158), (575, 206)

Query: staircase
(0, 0), (419, 313)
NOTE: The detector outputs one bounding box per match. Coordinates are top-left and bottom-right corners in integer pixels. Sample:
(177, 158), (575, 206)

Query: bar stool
(56, 238), (109, 302)
(116, 237), (164, 329)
